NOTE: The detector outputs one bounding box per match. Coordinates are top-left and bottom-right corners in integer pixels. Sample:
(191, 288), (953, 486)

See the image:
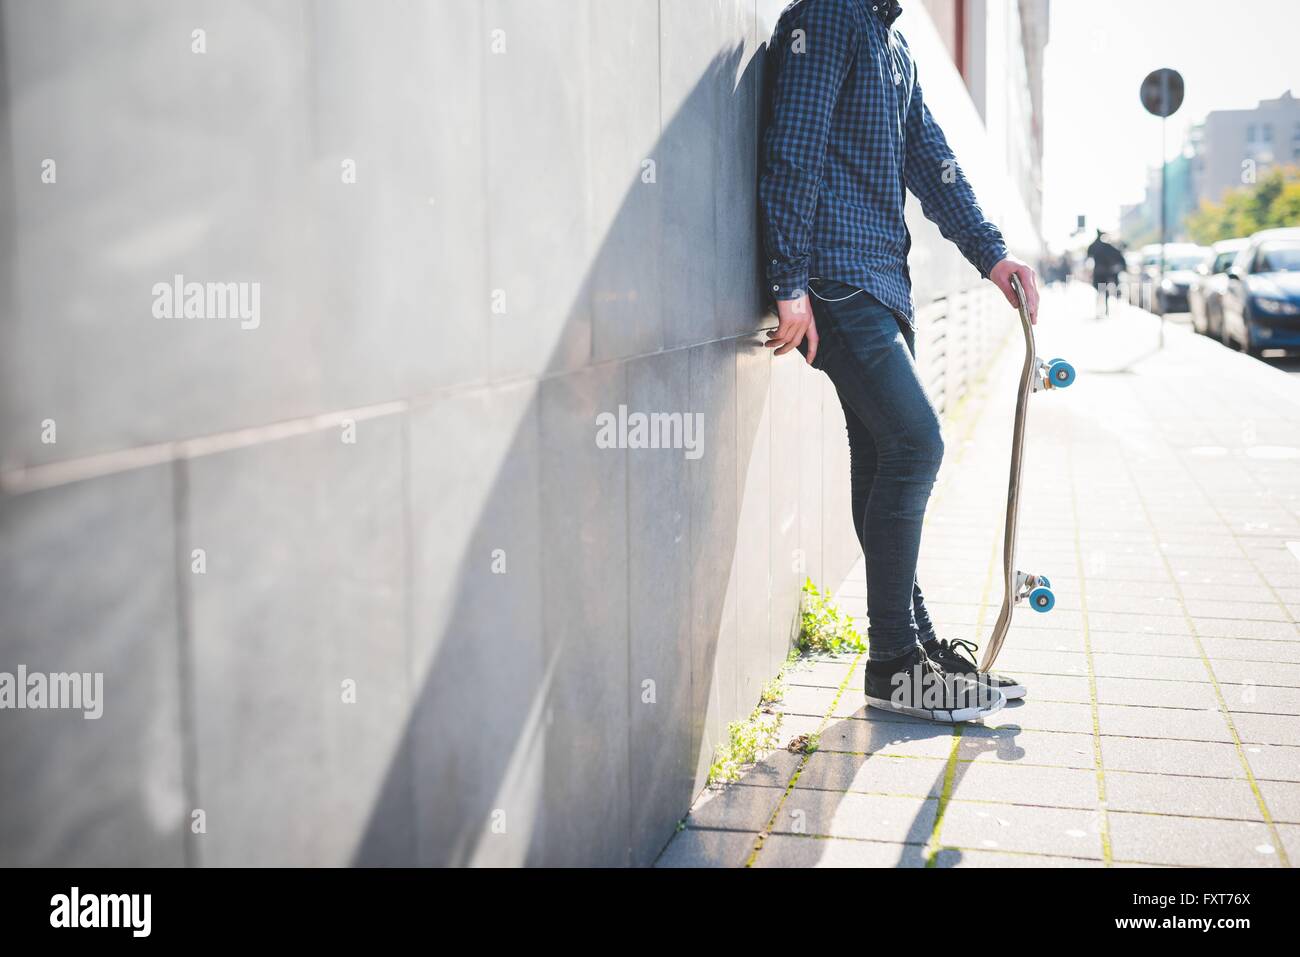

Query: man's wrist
(978, 242), (1010, 280)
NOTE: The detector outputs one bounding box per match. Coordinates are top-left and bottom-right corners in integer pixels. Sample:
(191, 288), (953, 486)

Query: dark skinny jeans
(798, 278), (944, 660)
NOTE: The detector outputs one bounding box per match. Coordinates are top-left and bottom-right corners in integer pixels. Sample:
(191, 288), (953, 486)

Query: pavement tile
(778, 713), (826, 745)
(1229, 711), (1300, 747)
(1192, 618), (1300, 641)
(1100, 736), (1244, 778)
(771, 790), (938, 844)
(734, 750), (803, 789)
(1104, 770), (1264, 821)
(1107, 812), (1282, 867)
(1184, 600), (1293, 622)
(1085, 612), (1192, 636)
(1242, 743), (1300, 782)
(986, 699), (1096, 735)
(686, 785), (785, 832)
(993, 629), (1086, 653)
(1201, 637), (1300, 663)
(1097, 704), (1233, 742)
(958, 727), (1097, 769)
(776, 684), (838, 718)
(1277, 824), (1300, 864)
(1091, 653), (1210, 681)
(937, 801), (1105, 859)
(946, 761), (1098, 809)
(654, 827), (758, 868)
(754, 834), (928, 867)
(1080, 595), (1183, 615)
(1016, 672), (1092, 703)
(1095, 676), (1218, 709)
(995, 648), (1089, 677)
(784, 659), (860, 690)
(1087, 632), (1198, 658)
(812, 716), (957, 759)
(1214, 659), (1300, 687)
(1256, 780), (1300, 824)
(794, 750), (946, 796)
(1222, 682), (1300, 713)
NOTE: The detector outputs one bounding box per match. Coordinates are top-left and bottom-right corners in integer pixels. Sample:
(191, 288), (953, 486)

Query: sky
(1041, 0), (1300, 250)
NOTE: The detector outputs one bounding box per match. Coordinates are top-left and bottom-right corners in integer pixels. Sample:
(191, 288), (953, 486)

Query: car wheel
(1245, 332), (1263, 358)
(1243, 317), (1263, 357)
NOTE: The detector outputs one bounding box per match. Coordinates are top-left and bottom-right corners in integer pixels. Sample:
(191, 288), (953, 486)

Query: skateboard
(978, 274), (1075, 673)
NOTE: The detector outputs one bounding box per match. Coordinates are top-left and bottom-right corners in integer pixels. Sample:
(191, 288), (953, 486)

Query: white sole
(864, 693), (1006, 724)
(998, 683), (1027, 700)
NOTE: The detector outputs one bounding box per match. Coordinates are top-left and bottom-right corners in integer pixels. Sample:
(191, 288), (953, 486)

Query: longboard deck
(978, 275), (1072, 673)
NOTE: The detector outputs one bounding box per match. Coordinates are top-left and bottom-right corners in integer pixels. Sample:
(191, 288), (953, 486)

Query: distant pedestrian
(1087, 230), (1125, 317)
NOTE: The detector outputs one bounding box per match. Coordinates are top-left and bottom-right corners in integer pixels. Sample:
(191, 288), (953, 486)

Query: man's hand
(766, 293), (819, 365)
(989, 257), (1040, 324)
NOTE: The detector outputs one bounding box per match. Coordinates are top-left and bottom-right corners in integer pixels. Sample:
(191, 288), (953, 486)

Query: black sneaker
(922, 637), (1026, 700)
(864, 645), (1005, 723)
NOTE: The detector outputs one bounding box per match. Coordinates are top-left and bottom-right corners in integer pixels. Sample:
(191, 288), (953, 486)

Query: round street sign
(1141, 68), (1184, 117)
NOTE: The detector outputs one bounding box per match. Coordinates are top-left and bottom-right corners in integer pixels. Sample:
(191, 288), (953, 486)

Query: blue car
(1221, 228), (1300, 357)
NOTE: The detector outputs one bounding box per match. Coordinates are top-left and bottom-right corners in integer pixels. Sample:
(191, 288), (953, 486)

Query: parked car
(1137, 244), (1162, 310)
(1220, 228), (1300, 356)
(1189, 238), (1249, 338)
(1153, 244), (1211, 314)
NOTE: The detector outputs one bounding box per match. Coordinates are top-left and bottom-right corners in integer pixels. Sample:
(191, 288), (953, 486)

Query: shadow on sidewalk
(703, 697), (1028, 867)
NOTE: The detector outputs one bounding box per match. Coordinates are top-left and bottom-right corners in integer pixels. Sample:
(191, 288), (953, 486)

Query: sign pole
(1140, 68), (1184, 352)
(1159, 112), (1166, 348)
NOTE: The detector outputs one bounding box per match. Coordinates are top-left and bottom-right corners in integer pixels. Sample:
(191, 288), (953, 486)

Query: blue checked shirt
(759, 0), (1008, 322)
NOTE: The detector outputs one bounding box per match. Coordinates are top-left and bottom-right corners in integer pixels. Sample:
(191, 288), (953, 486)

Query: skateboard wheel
(1029, 586), (1055, 612)
(1047, 359), (1076, 388)
(1036, 574), (1051, 589)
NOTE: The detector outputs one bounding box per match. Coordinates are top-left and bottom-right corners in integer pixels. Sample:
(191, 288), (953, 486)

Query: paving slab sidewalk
(657, 283), (1300, 868)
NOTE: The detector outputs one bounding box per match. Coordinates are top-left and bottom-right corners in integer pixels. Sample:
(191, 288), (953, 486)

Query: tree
(1186, 166), (1300, 244)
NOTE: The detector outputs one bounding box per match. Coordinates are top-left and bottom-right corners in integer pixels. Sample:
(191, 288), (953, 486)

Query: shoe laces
(934, 638), (980, 669)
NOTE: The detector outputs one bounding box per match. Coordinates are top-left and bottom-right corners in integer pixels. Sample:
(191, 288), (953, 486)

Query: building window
(1262, 123), (1273, 142)
(1246, 124), (1256, 143)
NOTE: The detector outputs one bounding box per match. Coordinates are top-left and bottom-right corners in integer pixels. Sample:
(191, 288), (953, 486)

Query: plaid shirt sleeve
(758, 0), (860, 301)
(903, 62), (1008, 279)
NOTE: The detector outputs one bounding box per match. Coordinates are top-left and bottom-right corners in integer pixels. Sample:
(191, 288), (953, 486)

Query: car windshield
(1166, 254), (1206, 271)
(1255, 241), (1300, 273)
(1213, 252), (1238, 272)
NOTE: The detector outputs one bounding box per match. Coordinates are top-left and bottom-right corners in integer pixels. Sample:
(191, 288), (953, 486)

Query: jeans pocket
(798, 311), (833, 370)
(808, 278), (864, 302)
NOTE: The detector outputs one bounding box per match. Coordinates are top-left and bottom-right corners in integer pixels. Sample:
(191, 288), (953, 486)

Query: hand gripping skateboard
(978, 274), (1075, 673)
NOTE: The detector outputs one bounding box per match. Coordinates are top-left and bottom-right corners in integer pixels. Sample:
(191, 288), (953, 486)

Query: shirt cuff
(974, 239), (1009, 280)
(766, 263), (809, 301)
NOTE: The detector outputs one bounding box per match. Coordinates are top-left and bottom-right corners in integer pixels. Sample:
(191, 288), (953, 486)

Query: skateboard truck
(1014, 571), (1056, 613)
(978, 275), (1075, 673)
(1032, 357), (1076, 392)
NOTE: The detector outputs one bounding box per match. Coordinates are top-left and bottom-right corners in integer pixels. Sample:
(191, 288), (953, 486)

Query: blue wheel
(1047, 359), (1076, 388)
(1029, 586), (1055, 613)
(1036, 575), (1051, 589)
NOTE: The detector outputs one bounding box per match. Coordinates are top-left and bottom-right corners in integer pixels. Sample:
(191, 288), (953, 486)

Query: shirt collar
(870, 1), (903, 27)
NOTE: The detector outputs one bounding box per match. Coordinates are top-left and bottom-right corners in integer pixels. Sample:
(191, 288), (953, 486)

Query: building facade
(1192, 90), (1300, 204)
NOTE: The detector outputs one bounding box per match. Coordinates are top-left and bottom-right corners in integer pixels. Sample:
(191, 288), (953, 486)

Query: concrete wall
(0, 0), (1033, 866)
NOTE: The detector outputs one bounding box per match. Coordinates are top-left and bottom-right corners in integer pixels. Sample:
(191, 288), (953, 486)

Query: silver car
(1189, 238), (1249, 340)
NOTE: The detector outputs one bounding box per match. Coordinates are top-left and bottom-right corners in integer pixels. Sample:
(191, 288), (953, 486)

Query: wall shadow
(352, 39), (801, 865)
